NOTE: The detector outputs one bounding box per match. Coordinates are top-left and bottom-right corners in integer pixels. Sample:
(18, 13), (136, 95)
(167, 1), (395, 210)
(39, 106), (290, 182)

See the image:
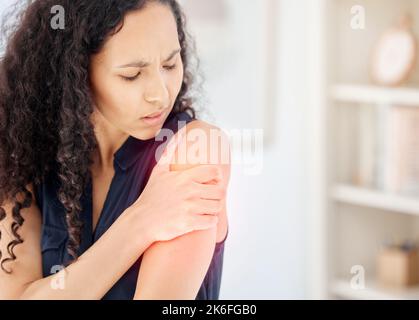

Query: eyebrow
(117, 48), (181, 68)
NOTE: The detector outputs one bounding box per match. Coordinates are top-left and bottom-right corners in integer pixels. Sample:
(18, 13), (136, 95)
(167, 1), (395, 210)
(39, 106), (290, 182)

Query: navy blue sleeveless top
(33, 111), (228, 300)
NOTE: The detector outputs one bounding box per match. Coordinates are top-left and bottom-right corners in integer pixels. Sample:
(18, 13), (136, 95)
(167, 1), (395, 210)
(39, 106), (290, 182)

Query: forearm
(19, 208), (153, 300)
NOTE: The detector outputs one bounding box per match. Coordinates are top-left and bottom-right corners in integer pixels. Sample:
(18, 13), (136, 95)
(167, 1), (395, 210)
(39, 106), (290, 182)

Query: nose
(144, 70), (169, 109)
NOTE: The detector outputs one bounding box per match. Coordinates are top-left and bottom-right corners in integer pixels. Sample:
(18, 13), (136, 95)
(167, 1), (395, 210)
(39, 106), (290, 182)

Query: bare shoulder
(171, 119), (230, 243)
(175, 119), (231, 167)
(171, 119), (231, 180)
(186, 119), (229, 140)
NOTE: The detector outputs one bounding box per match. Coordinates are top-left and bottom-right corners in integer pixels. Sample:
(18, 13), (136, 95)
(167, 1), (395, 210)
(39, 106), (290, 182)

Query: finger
(189, 215), (219, 231)
(188, 182), (225, 200)
(189, 199), (222, 215)
(154, 125), (187, 174)
(182, 165), (222, 184)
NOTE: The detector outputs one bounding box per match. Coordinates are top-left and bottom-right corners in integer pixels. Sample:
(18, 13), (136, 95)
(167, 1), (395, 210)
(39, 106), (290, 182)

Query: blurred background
(4, 0), (419, 299)
(181, 0), (419, 299)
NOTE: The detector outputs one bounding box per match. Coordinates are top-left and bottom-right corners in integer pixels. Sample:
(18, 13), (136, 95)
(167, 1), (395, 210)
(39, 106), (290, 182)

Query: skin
(0, 2), (229, 299)
(89, 3), (229, 298)
(88, 1), (185, 231)
(89, 2), (228, 245)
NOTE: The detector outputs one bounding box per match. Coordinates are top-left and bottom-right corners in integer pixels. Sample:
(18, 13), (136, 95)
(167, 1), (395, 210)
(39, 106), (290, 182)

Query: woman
(0, 0), (230, 299)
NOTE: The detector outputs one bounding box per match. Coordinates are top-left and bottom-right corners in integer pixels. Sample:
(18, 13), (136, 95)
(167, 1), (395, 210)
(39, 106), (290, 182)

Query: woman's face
(89, 2), (184, 140)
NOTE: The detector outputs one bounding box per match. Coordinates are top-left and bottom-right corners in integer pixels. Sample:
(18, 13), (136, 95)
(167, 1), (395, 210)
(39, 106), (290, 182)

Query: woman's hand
(127, 129), (225, 243)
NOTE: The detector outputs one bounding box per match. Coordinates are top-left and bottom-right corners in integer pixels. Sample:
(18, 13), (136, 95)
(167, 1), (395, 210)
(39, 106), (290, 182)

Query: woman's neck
(90, 108), (129, 171)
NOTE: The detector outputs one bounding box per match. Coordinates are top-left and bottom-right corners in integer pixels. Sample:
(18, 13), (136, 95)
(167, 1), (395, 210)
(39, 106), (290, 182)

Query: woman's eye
(164, 64), (176, 70)
(120, 65), (176, 81)
(121, 72), (141, 82)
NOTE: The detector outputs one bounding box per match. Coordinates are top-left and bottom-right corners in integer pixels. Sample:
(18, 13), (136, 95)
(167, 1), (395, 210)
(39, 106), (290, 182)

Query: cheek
(169, 66), (184, 100)
(92, 77), (143, 121)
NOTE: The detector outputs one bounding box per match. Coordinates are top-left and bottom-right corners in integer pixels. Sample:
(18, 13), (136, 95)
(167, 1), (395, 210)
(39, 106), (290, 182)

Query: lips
(140, 109), (167, 126)
(143, 111), (163, 119)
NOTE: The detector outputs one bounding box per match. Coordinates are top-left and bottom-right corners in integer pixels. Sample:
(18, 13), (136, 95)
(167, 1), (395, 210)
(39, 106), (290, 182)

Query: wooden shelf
(330, 84), (419, 106)
(331, 278), (419, 300)
(307, 0), (419, 299)
(332, 184), (419, 216)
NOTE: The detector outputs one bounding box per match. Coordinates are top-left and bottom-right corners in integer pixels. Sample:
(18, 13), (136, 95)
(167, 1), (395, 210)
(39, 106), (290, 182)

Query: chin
(133, 125), (165, 141)
(132, 109), (173, 140)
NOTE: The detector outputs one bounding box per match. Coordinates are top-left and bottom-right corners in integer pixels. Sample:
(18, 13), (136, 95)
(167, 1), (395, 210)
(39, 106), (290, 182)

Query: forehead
(99, 2), (180, 62)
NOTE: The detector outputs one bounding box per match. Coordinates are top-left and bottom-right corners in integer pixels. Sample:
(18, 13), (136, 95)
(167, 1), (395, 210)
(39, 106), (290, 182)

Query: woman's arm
(0, 128), (222, 300)
(0, 182), (153, 300)
(21, 208), (151, 299)
(134, 121), (230, 299)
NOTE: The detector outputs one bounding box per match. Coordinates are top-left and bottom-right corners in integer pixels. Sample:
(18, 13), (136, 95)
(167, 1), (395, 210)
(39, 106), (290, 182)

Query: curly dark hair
(0, 0), (198, 274)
